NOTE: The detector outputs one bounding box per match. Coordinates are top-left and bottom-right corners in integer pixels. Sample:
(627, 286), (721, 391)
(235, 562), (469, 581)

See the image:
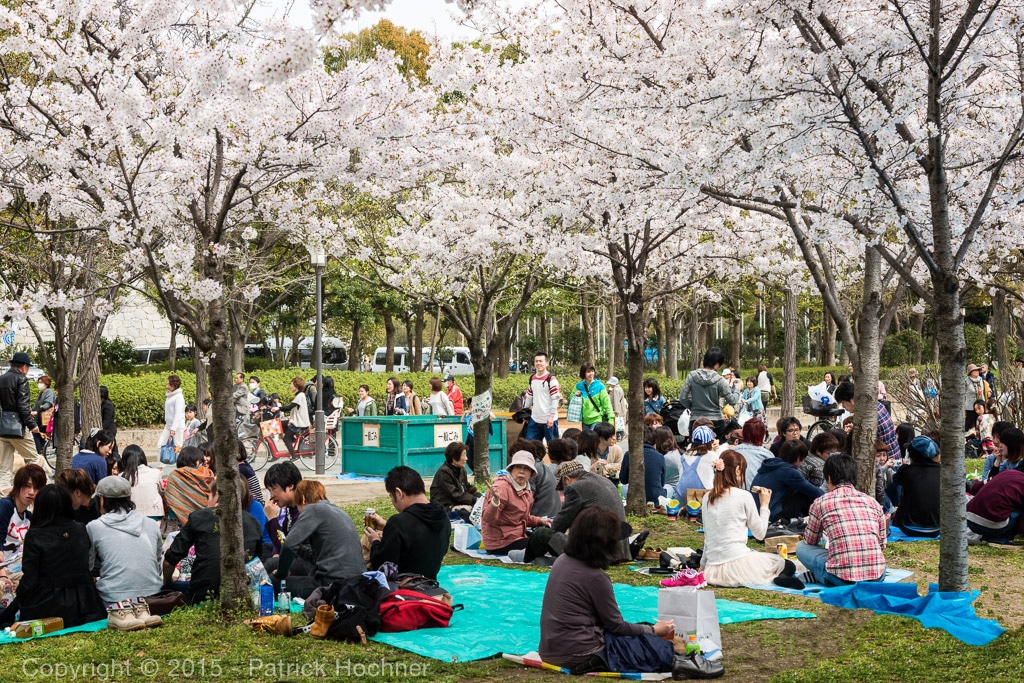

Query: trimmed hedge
(67, 365), (917, 428)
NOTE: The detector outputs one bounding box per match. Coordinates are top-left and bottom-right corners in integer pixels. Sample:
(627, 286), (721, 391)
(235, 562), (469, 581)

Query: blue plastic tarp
(371, 564), (815, 662)
(817, 582), (1004, 646)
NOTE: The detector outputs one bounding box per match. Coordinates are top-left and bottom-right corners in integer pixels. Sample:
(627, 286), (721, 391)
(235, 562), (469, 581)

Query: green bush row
(34, 364), (918, 428)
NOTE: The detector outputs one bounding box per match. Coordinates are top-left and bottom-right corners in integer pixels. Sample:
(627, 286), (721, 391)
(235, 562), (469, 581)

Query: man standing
(444, 374), (464, 415)
(833, 381), (900, 463)
(523, 352), (561, 442)
(679, 347), (739, 438)
(980, 363), (996, 398)
(756, 363), (777, 407)
(796, 455), (887, 586)
(232, 372), (249, 420)
(0, 352), (41, 492)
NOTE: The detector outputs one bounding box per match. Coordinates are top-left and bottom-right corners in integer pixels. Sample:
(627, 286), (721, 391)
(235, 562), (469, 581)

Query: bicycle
(41, 433), (82, 470)
(242, 418), (339, 472)
(801, 395), (844, 441)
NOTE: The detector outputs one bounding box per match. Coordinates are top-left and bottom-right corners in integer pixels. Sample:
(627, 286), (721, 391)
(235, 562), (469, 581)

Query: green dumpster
(339, 415), (507, 478)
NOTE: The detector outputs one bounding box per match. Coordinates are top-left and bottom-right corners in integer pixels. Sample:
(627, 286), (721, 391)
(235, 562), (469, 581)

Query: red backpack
(378, 589), (463, 632)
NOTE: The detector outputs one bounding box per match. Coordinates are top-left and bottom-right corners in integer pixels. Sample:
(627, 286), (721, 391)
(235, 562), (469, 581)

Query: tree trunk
(205, 299), (249, 613)
(765, 291), (776, 365)
(469, 343), (493, 486)
(911, 309), (925, 365)
(54, 374), (76, 471)
(168, 325), (178, 372)
(383, 310), (396, 373)
(79, 324), (102, 436)
(539, 316), (549, 358)
(822, 305), (837, 366)
(623, 293), (648, 517)
(849, 250), (884, 497)
(195, 349), (209, 419)
(350, 320), (362, 373)
(782, 287), (797, 415)
(689, 300), (701, 369)
(993, 290), (1010, 390)
(413, 302), (425, 371)
(496, 335), (511, 379)
(656, 307), (668, 375)
(607, 298), (619, 380)
(229, 319), (245, 373)
(582, 291), (596, 367)
(730, 308), (741, 371)
(666, 309), (680, 380)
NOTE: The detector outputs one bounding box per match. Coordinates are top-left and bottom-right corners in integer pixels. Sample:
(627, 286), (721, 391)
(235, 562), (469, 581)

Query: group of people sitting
(0, 432), (456, 634)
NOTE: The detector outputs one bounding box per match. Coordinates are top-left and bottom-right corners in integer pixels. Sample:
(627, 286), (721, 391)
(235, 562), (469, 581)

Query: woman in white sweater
(699, 449), (802, 588)
(158, 375), (186, 449)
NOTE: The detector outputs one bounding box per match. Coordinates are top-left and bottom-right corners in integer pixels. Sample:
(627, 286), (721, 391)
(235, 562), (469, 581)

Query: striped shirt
(525, 372), (561, 422)
(803, 484), (887, 582)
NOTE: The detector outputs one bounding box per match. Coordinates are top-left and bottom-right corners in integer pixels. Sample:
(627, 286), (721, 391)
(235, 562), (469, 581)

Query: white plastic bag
(453, 524), (483, 552)
(677, 409), (691, 437)
(807, 382), (835, 405)
(468, 494), (485, 527)
(658, 587), (722, 661)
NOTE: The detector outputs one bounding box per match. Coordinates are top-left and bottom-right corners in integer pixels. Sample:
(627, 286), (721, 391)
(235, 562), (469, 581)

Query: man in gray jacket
(678, 347), (739, 438)
(524, 461), (632, 564)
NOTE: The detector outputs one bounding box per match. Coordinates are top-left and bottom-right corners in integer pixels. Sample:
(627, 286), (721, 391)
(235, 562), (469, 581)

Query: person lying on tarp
(538, 507), (723, 679)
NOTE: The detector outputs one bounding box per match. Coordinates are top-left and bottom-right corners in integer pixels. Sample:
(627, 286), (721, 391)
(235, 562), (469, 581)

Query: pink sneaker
(660, 568), (707, 588)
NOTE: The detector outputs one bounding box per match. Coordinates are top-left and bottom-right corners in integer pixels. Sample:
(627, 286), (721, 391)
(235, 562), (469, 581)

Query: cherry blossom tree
(0, 0), (423, 611)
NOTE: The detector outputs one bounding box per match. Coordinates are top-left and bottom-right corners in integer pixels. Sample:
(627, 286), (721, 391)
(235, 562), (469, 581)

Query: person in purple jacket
(967, 468), (1024, 546)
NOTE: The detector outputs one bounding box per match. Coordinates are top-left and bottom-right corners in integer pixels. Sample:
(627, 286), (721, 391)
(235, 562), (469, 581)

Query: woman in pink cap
(480, 451), (552, 561)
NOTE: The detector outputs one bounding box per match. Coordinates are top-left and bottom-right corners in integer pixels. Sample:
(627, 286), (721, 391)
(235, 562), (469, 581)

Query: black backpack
(320, 575), (392, 643)
(660, 399), (687, 436)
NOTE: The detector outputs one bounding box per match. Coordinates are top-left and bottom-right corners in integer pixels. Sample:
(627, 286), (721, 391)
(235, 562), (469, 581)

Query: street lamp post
(311, 249), (327, 475)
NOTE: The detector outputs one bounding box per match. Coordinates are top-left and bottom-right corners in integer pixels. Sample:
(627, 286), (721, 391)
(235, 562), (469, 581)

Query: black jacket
(429, 462), (479, 509)
(0, 367), (36, 431)
(101, 399), (116, 437)
(164, 507), (262, 604)
(370, 502), (451, 580)
(0, 518), (106, 628)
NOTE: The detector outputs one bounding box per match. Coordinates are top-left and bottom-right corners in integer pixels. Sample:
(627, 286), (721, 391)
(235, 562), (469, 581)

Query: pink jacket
(481, 475), (542, 551)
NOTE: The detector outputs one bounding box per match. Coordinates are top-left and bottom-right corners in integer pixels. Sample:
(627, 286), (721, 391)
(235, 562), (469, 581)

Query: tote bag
(566, 394), (583, 423)
(159, 438), (178, 465)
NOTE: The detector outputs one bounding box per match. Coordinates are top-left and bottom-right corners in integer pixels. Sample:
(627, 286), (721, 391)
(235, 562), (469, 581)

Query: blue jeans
(795, 541), (884, 587)
(982, 455), (996, 481)
(968, 510), (1021, 544)
(524, 418), (559, 442)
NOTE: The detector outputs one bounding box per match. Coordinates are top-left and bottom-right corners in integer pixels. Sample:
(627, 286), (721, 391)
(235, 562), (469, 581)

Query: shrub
(99, 336), (137, 374)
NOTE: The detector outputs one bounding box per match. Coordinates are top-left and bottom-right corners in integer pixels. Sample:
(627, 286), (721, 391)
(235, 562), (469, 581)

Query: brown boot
(249, 615), (293, 636)
(310, 604), (335, 639)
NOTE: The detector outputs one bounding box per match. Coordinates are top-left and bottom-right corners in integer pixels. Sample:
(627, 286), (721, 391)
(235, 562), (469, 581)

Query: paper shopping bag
(658, 587), (722, 660)
(453, 524), (482, 551)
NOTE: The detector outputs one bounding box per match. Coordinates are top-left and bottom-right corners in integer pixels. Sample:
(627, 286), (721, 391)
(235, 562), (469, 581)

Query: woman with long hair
(0, 485), (106, 629)
(395, 380), (422, 415)
(694, 450), (801, 588)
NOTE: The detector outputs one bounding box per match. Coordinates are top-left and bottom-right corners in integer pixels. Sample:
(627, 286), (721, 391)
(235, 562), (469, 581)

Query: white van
(438, 346), (475, 375)
(267, 337), (349, 370)
(370, 346), (444, 374)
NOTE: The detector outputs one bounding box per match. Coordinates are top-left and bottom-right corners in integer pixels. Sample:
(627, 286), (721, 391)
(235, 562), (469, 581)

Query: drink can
(777, 543), (788, 559)
(364, 508), (376, 529)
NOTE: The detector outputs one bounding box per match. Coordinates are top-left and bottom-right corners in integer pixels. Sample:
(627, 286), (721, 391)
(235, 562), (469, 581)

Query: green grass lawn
(2, 483), (1021, 683)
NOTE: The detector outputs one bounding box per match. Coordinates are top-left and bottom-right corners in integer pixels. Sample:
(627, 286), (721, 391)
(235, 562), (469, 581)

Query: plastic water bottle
(685, 632), (700, 655)
(277, 580), (291, 615)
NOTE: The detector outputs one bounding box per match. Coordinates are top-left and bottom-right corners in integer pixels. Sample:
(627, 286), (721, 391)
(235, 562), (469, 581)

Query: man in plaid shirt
(834, 382), (900, 462)
(796, 454), (887, 586)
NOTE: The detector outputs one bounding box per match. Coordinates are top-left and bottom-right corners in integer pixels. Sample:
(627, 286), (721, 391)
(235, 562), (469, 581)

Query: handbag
(658, 588), (723, 661)
(0, 410), (23, 438)
(159, 438), (177, 465)
(260, 417), (283, 438)
(141, 590), (187, 616)
(566, 394), (583, 423)
(378, 589), (462, 632)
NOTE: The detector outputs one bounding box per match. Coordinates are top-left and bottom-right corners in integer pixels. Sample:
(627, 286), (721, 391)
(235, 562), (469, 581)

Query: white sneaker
(967, 531), (984, 546)
(507, 549), (526, 563)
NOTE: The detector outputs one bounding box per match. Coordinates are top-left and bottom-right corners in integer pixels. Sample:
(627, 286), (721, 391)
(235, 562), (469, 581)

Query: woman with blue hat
(890, 436), (940, 538)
